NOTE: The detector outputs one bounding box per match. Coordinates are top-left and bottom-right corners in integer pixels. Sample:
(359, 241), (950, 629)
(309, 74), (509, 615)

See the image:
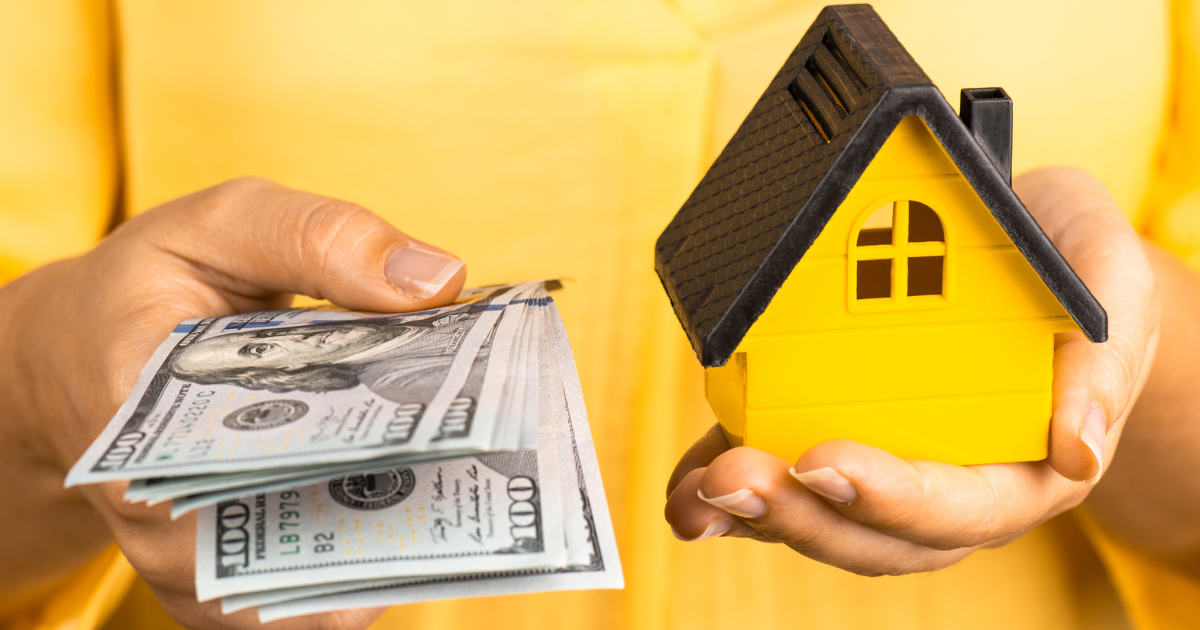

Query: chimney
(960, 87), (1013, 185)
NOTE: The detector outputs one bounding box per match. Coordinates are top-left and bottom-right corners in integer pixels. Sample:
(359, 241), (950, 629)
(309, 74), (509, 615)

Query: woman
(0, 2), (1197, 629)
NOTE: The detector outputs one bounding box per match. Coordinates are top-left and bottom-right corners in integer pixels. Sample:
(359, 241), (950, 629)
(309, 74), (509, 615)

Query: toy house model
(654, 4), (1107, 465)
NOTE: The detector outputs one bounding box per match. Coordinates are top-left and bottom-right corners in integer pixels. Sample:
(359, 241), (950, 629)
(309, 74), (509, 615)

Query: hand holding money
(0, 178), (469, 629)
(63, 281), (620, 621)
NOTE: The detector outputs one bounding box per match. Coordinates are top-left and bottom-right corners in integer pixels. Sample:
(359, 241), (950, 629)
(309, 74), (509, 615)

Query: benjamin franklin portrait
(164, 304), (486, 402)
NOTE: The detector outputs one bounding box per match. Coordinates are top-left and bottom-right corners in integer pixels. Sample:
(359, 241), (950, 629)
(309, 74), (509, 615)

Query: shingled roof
(654, 4), (1107, 367)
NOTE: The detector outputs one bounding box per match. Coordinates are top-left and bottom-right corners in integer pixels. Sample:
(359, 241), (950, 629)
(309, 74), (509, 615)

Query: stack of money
(66, 281), (622, 621)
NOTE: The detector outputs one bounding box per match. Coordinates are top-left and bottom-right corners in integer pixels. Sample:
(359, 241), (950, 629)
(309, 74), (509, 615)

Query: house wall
(703, 352), (746, 444)
(709, 319), (1060, 462)
(743, 386), (1053, 465)
(737, 115), (1077, 338)
(706, 116), (1077, 464)
(742, 320), (1054, 409)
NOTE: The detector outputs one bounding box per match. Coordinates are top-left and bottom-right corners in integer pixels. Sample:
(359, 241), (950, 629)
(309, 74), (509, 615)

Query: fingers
(1046, 339), (1121, 482)
(668, 447), (974, 575)
(86, 484), (385, 629)
(668, 440), (1080, 574)
(151, 582), (384, 630)
(665, 468), (759, 541)
(1014, 168), (1160, 481)
(137, 177), (467, 313)
(665, 424), (730, 498)
(791, 440), (1080, 550)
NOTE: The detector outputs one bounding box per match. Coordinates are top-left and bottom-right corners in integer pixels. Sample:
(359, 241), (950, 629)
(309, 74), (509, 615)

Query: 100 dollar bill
(250, 295), (623, 620)
(66, 283), (538, 486)
(196, 446), (566, 601)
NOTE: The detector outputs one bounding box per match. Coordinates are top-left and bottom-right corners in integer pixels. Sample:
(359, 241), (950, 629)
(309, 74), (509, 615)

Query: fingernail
(384, 246), (465, 299)
(671, 520), (731, 542)
(697, 488), (766, 519)
(790, 467), (857, 505)
(1081, 406), (1107, 484)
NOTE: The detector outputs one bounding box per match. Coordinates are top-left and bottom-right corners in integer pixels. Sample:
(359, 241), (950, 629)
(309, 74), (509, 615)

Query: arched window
(850, 200), (948, 307)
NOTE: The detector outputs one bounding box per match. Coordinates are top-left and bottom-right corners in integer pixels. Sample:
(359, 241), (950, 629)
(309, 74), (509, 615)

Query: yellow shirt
(2, 1), (1199, 629)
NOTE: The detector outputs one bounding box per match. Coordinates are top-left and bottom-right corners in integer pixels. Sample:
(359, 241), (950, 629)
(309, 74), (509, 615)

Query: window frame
(847, 197), (955, 313)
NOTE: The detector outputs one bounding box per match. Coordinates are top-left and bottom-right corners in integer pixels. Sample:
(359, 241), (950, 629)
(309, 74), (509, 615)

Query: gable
(654, 5), (1106, 367)
(743, 115), (1073, 340)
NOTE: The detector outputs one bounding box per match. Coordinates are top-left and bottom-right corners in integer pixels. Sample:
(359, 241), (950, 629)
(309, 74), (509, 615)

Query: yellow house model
(654, 4), (1107, 466)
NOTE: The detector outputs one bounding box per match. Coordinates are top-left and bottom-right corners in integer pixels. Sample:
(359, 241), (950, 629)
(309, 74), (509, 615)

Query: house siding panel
(743, 389), (1051, 466)
(703, 353), (747, 447)
(742, 320), (1055, 409)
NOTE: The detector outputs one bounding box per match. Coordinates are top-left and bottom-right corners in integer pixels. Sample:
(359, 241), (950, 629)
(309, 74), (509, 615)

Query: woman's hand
(0, 177), (466, 628)
(663, 167), (1160, 576)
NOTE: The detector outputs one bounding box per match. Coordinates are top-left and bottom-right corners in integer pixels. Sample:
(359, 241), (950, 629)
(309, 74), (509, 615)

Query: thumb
(1013, 168), (1159, 482)
(139, 177), (466, 312)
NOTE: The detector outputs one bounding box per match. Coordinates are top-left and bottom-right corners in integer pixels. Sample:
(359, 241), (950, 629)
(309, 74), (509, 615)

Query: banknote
(249, 295), (622, 620)
(219, 293), (622, 618)
(162, 298), (551, 518)
(65, 279), (622, 616)
(124, 289), (546, 514)
(432, 289), (537, 448)
(165, 450), (476, 518)
(491, 297), (540, 451)
(66, 282), (538, 487)
(195, 444), (566, 600)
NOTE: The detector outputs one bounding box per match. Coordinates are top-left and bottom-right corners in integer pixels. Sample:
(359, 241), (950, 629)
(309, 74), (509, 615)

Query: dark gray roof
(654, 4), (1107, 367)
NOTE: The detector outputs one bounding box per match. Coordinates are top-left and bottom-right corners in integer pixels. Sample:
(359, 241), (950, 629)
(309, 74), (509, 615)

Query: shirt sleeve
(1076, 513), (1200, 630)
(1143, 0), (1200, 274)
(1080, 5), (1200, 628)
(1, 545), (135, 630)
(0, 3), (126, 628)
